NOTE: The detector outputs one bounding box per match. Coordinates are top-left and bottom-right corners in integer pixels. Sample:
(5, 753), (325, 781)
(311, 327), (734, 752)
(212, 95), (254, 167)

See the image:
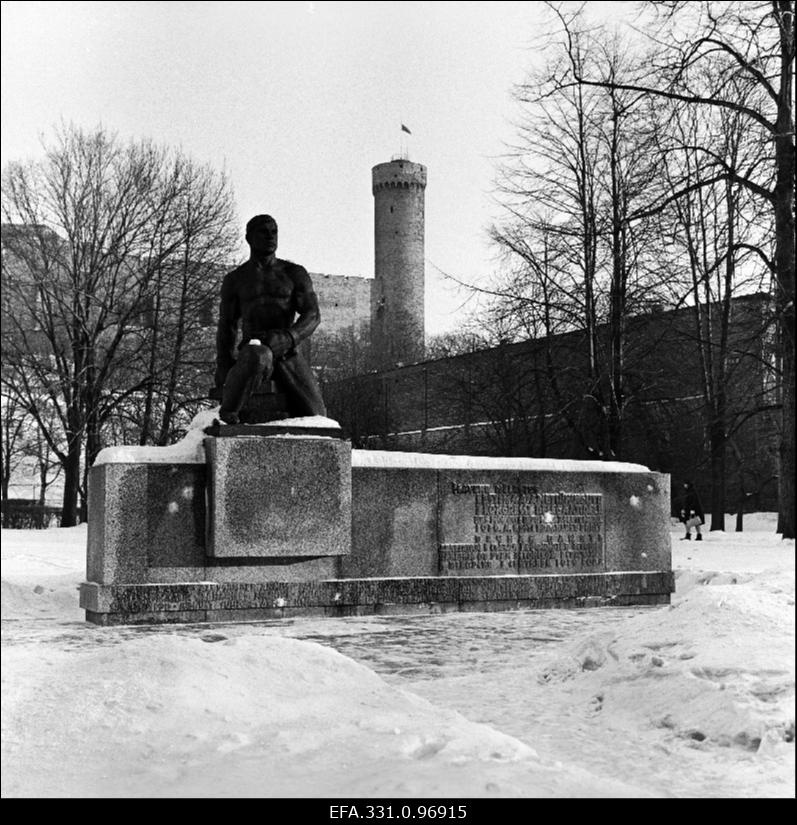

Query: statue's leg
(274, 351), (327, 417)
(220, 344), (274, 424)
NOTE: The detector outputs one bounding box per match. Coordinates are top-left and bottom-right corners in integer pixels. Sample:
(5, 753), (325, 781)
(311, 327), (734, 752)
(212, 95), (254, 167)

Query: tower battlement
(372, 160), (427, 194)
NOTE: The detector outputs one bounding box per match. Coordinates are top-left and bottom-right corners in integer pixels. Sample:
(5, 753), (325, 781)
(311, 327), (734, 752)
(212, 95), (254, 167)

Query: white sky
(1, 0), (638, 336)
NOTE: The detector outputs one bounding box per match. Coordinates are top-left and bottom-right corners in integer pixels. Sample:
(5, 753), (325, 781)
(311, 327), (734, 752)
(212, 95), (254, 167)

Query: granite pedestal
(206, 435), (351, 559)
(81, 446), (674, 625)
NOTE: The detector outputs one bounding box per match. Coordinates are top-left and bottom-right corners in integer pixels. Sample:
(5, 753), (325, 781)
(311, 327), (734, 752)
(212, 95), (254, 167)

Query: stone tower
(371, 159), (426, 367)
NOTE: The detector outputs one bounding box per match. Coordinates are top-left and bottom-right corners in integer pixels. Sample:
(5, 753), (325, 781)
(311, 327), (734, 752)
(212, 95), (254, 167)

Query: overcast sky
(1, 0), (637, 336)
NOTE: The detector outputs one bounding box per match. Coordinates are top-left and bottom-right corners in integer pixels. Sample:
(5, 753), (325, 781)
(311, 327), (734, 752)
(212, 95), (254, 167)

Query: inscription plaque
(518, 492), (604, 573)
(439, 482), (605, 576)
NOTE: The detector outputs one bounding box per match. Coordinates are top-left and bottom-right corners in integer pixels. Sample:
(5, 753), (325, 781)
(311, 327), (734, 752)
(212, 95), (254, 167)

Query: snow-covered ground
(1, 514), (793, 798)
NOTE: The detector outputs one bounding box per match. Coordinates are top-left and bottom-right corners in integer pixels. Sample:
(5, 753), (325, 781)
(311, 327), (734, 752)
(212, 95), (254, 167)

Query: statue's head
(246, 214), (278, 254)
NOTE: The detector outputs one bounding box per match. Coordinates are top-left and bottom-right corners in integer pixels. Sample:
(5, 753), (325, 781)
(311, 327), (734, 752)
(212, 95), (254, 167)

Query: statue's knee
(247, 344), (273, 375)
(236, 345), (260, 376)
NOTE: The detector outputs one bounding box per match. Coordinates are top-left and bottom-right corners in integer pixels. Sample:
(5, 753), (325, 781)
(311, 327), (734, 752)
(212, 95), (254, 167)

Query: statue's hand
(264, 329), (295, 358)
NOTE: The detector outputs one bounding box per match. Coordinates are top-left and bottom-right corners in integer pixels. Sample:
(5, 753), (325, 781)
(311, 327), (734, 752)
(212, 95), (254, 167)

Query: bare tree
(426, 329), (492, 360)
(547, 0), (794, 535)
(491, 27), (664, 460)
(1, 124), (238, 525)
(0, 380), (29, 522)
(118, 156), (237, 448)
(649, 80), (774, 529)
(1, 369), (63, 521)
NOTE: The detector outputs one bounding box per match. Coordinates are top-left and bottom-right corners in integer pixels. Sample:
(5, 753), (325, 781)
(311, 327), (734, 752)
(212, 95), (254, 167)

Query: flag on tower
(401, 124), (412, 134)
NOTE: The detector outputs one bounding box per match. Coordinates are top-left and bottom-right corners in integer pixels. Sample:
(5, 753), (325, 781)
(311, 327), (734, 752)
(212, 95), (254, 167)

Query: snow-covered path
(1, 515), (793, 797)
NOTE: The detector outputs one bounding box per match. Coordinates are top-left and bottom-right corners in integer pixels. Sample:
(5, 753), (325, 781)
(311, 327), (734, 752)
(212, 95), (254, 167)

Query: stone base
(205, 423), (345, 438)
(84, 449), (674, 626)
(81, 571), (674, 625)
(205, 436), (352, 558)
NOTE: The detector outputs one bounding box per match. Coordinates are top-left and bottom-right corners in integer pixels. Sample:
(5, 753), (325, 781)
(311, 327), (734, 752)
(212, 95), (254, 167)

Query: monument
(80, 212), (674, 625)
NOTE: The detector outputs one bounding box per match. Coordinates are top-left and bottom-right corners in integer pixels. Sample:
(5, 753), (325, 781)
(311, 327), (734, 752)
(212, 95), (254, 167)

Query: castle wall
(311, 272), (373, 341)
(325, 294), (780, 513)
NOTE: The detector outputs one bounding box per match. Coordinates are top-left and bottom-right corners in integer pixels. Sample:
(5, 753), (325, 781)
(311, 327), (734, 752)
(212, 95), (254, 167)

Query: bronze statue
(214, 214), (327, 424)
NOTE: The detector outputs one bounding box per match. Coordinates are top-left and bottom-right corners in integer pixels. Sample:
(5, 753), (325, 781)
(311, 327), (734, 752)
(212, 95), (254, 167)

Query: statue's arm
(289, 265), (321, 345)
(265, 265), (320, 357)
(215, 272), (239, 388)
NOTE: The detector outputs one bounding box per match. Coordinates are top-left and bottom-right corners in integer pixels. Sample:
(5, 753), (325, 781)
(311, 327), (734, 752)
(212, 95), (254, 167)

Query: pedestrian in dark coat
(677, 481), (704, 540)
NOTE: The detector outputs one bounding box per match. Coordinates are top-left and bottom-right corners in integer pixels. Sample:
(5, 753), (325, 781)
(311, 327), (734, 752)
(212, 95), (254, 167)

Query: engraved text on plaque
(439, 483), (605, 576)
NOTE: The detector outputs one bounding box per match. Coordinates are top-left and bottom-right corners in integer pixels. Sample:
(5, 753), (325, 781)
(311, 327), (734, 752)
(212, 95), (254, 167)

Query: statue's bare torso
(222, 258), (314, 342)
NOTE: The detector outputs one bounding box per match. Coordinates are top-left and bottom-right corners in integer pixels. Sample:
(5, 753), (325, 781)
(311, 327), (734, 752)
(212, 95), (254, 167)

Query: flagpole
(400, 123), (412, 160)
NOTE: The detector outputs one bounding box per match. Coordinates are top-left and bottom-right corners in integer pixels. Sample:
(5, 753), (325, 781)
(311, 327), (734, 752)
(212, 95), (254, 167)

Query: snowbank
(406, 516), (794, 798)
(352, 451), (652, 473)
(93, 409), (220, 465)
(92, 410), (344, 466)
(1, 525), (87, 621)
(1, 515), (793, 797)
(2, 629), (651, 798)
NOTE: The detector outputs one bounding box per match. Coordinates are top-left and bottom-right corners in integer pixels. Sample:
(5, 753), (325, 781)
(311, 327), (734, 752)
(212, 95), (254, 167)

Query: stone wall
(325, 293), (779, 512)
(311, 272), (372, 341)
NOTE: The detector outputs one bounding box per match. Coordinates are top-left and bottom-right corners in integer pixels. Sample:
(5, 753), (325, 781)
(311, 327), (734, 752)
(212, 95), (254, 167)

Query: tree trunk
(1, 464), (9, 528)
(773, 177), (795, 536)
(708, 416), (726, 531)
(608, 157), (623, 459)
(735, 480), (744, 533)
(708, 179), (734, 534)
(533, 355), (548, 457)
(778, 341), (795, 537)
(83, 411), (102, 524)
(774, 0), (795, 538)
(139, 282), (162, 445)
(60, 435), (81, 527)
(37, 462), (47, 506)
